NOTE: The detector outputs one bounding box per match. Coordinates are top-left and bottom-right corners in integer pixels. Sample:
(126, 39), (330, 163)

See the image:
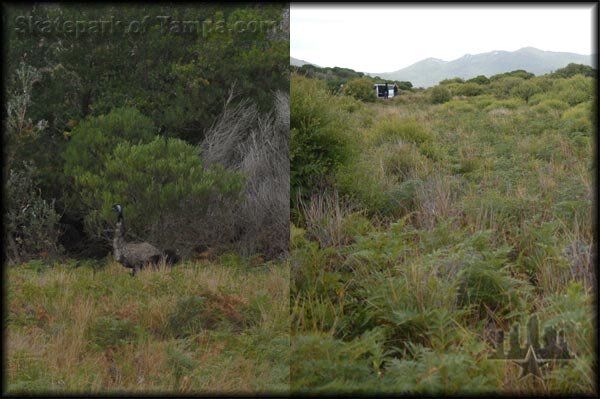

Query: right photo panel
(289, 4), (596, 395)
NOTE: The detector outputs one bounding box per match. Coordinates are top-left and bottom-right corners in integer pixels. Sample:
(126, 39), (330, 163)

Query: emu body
(112, 204), (179, 275)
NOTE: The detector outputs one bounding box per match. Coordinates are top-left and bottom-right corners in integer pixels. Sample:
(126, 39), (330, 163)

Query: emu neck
(113, 215), (125, 260)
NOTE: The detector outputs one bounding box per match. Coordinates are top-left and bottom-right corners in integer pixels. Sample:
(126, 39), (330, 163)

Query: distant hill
(371, 47), (595, 87)
(291, 57), (319, 67)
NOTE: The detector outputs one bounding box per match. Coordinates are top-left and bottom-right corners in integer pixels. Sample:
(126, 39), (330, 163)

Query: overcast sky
(291, 5), (596, 73)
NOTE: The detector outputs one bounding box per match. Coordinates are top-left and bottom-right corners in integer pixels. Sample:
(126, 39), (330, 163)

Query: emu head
(112, 204), (123, 221)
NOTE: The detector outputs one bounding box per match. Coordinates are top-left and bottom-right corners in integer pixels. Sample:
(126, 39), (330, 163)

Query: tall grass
(290, 73), (596, 394)
(202, 90), (290, 259)
(6, 259), (290, 394)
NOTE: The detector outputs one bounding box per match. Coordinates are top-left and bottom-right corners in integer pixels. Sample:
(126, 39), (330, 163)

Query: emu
(112, 204), (179, 275)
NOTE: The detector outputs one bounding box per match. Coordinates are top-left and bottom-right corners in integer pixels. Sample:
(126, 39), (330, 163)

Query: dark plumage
(112, 204), (179, 275)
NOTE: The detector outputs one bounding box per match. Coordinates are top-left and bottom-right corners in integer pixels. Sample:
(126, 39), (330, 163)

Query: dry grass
(202, 90), (290, 259)
(6, 259), (290, 394)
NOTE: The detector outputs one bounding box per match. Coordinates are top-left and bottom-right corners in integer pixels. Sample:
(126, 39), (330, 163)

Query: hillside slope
(373, 47), (594, 87)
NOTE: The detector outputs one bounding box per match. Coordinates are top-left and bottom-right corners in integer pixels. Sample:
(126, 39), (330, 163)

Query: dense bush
(489, 77), (523, 98)
(490, 69), (534, 81)
(467, 75), (490, 85)
(76, 136), (243, 256)
(454, 82), (485, 97)
(396, 81), (413, 91)
(531, 99), (569, 114)
(336, 158), (399, 217)
(552, 63), (597, 79)
(291, 76), (353, 200)
(344, 77), (376, 102)
(7, 4), (288, 143)
(510, 80), (542, 103)
(5, 163), (62, 265)
(561, 101), (593, 134)
(6, 4), (289, 262)
(429, 86), (452, 104)
(440, 77), (465, 85)
(552, 75), (594, 106)
(63, 107), (156, 178)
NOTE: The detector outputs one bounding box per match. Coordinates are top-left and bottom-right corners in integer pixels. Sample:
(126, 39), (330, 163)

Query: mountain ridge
(371, 47), (595, 87)
(290, 57), (319, 67)
(291, 48), (595, 87)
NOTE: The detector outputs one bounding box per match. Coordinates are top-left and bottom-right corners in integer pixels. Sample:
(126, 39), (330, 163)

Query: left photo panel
(3, 3), (290, 394)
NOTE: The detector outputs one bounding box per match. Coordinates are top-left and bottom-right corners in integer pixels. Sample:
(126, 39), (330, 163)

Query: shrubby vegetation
(5, 3), (289, 262)
(430, 86), (452, 104)
(290, 65), (595, 394)
(5, 4), (289, 394)
(76, 136), (244, 256)
(291, 62), (413, 95)
(344, 78), (376, 102)
(290, 77), (354, 203)
(5, 163), (62, 265)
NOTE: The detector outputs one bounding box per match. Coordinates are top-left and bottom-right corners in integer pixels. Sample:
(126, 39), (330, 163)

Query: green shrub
(75, 136), (243, 254)
(5, 162), (62, 265)
(379, 142), (429, 179)
(552, 75), (594, 106)
(510, 80), (541, 102)
(561, 101), (593, 134)
(335, 95), (364, 113)
(531, 99), (569, 114)
(64, 107), (155, 178)
(439, 77), (464, 85)
(370, 118), (433, 147)
(340, 212), (374, 240)
(552, 63), (597, 79)
(430, 86), (451, 104)
(489, 77), (523, 98)
(454, 82), (485, 97)
(457, 246), (529, 318)
(468, 95), (495, 110)
(396, 81), (413, 91)
(344, 77), (376, 102)
(291, 75), (354, 199)
(467, 75), (490, 85)
(381, 345), (500, 393)
(291, 331), (385, 393)
(490, 69), (534, 81)
(336, 160), (396, 216)
(484, 98), (524, 111)
(514, 221), (563, 282)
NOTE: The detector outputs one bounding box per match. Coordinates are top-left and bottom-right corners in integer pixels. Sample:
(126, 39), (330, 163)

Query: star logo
(513, 345), (548, 379)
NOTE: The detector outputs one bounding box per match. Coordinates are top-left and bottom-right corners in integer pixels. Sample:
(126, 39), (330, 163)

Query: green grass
(290, 73), (595, 394)
(6, 259), (290, 394)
